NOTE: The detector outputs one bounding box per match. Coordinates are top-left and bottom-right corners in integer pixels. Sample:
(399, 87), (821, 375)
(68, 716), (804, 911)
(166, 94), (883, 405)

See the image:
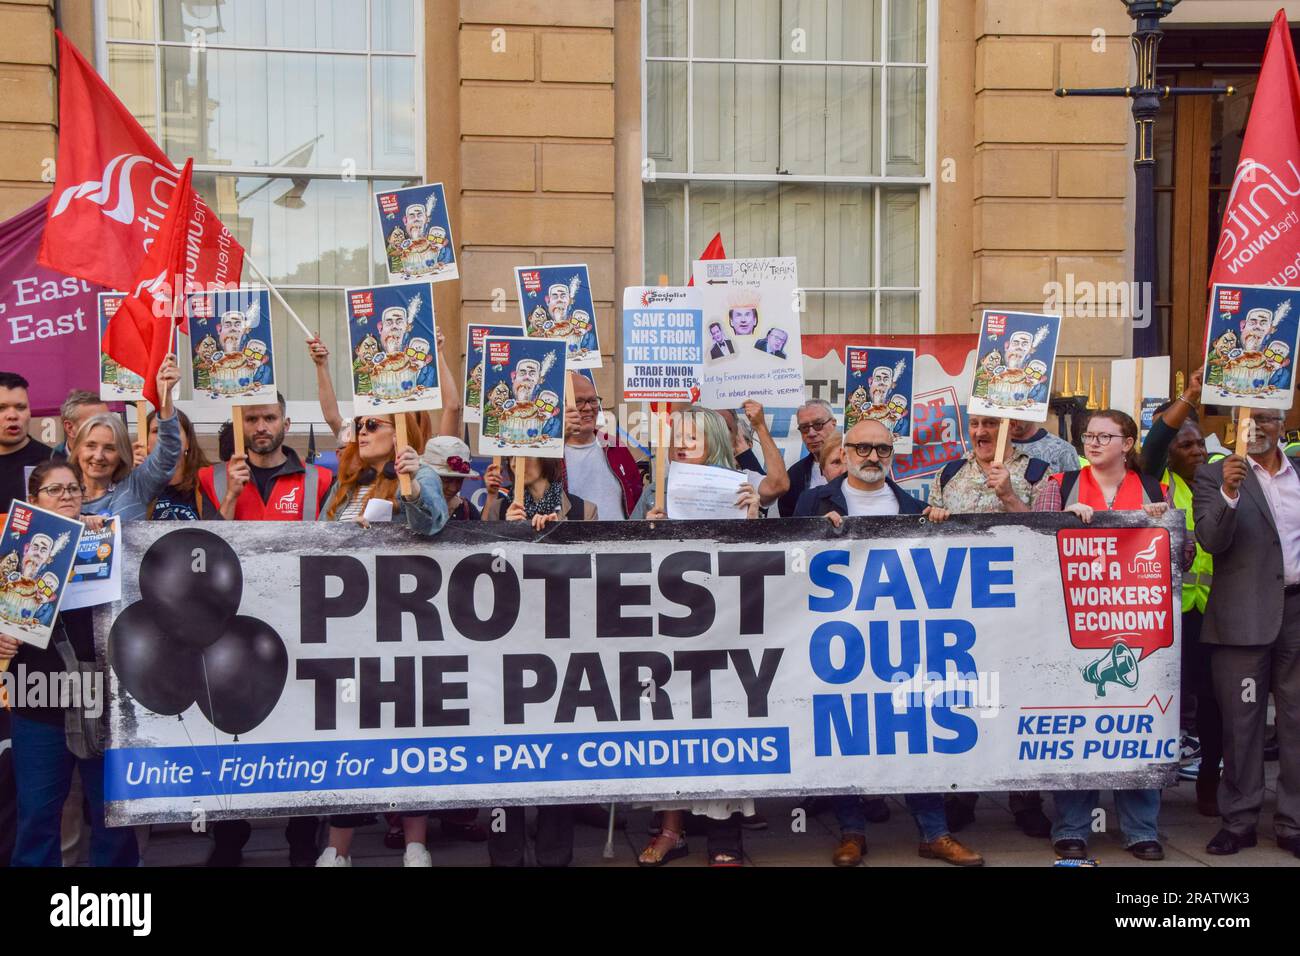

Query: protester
(1034, 409), (1172, 861)
(53, 390), (109, 459)
(816, 429), (845, 482)
(423, 435), (482, 521)
(793, 420), (982, 867)
(140, 409), (212, 520)
(1194, 407), (1300, 859)
(1009, 416), (1083, 474)
(479, 454), (596, 866)
(777, 398), (837, 516)
(197, 396), (333, 522)
(635, 405), (765, 866)
(561, 373), (641, 520)
(928, 414), (1055, 837)
(0, 372), (55, 513)
(1, 461), (135, 867)
(629, 400), (788, 519)
(71, 358), (181, 522)
(316, 410), (446, 867)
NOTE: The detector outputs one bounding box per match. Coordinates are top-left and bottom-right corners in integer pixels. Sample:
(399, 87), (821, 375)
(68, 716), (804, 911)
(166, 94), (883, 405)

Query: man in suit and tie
(777, 399), (838, 516)
(1193, 406), (1300, 858)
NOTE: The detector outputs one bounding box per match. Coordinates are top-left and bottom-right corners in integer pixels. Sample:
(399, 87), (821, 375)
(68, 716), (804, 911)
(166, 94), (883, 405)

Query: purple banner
(0, 198), (105, 415)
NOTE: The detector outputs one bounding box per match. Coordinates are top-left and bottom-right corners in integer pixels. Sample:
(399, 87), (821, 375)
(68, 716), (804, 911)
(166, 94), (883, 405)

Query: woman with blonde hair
(71, 358), (182, 522)
(316, 409), (449, 867)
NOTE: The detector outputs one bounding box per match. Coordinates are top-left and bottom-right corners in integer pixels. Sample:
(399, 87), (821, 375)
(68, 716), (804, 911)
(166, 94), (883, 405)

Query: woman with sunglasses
(71, 357), (182, 523)
(1033, 408), (1178, 862)
(0, 461), (136, 867)
(316, 410), (447, 867)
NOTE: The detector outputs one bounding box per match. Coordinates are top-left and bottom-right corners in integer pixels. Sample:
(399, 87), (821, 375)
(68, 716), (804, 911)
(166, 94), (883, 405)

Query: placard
(478, 335), (567, 459)
(1202, 283), (1300, 410)
(464, 322), (521, 425)
(0, 502), (83, 650)
(844, 346), (916, 453)
(692, 256), (804, 408)
(97, 293), (144, 401)
(185, 288), (277, 409)
(63, 517), (121, 612)
(621, 286), (704, 402)
(375, 183), (458, 284)
(344, 282), (441, 414)
(515, 264), (601, 369)
(969, 310), (1061, 423)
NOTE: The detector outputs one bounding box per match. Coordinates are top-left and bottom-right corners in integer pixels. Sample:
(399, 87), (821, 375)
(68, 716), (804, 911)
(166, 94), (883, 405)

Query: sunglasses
(844, 442), (894, 459)
(797, 417), (833, 435)
(353, 417), (394, 435)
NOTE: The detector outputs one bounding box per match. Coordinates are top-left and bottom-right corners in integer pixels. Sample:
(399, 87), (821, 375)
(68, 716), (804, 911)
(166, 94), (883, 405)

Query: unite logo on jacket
(274, 485), (302, 516)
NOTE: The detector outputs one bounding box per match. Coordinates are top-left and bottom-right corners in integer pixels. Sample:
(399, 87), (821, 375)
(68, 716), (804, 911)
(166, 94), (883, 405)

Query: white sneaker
(315, 847), (352, 867)
(403, 843), (432, 867)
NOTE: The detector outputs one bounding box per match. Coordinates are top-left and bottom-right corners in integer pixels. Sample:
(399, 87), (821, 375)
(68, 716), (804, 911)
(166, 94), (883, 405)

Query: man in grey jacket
(1193, 407), (1300, 858)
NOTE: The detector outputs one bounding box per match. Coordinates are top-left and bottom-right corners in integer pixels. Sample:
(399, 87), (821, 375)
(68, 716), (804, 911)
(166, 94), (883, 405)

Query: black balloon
(197, 615), (288, 736)
(139, 528), (243, 649)
(108, 601), (204, 716)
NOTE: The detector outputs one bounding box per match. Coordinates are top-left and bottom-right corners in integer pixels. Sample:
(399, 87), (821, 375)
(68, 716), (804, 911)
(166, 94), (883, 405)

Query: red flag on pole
(103, 160), (195, 410)
(1208, 11), (1300, 290)
(37, 31), (243, 296)
(686, 232), (727, 286)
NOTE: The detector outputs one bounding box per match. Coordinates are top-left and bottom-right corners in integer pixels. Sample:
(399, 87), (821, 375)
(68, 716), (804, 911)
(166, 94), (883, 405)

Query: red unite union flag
(37, 31), (244, 298)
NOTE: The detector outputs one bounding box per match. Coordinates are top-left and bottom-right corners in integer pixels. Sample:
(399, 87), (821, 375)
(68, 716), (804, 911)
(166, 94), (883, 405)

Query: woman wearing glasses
(315, 410), (448, 867)
(0, 461), (136, 867)
(70, 357), (182, 523)
(1034, 408), (1176, 862)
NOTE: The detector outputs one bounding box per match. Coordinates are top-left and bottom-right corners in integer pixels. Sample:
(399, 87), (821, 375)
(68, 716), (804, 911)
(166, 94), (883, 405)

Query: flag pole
(244, 257), (315, 340)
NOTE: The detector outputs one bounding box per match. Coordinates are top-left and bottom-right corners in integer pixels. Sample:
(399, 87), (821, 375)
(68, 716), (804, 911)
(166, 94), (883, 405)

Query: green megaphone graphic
(1082, 641), (1139, 698)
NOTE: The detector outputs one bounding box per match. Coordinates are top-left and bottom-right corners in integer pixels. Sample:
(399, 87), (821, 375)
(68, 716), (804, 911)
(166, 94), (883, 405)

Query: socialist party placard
(99, 513), (1182, 824)
(621, 286), (704, 402)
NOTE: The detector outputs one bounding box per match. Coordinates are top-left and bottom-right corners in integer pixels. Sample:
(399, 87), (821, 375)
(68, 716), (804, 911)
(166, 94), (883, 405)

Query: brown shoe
(919, 834), (984, 867)
(832, 834), (866, 867)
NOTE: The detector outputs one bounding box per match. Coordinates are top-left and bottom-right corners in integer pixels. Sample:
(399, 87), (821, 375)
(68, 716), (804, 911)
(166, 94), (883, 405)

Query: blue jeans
(10, 714), (139, 867)
(1051, 789), (1161, 847)
(835, 794), (949, 843)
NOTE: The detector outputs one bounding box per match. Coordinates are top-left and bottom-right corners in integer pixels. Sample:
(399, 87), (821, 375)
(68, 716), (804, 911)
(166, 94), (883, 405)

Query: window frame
(640, 0), (938, 333)
(94, 0), (427, 428)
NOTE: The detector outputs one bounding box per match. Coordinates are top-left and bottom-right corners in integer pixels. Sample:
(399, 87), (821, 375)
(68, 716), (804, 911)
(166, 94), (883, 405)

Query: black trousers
(1184, 610), (1223, 802)
(213, 816), (318, 848)
(488, 805), (574, 867)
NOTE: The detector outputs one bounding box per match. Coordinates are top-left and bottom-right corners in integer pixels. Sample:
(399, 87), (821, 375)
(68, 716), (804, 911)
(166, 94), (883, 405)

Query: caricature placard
(478, 336), (567, 459)
(515, 264), (601, 369)
(621, 286), (704, 402)
(464, 323), (522, 425)
(692, 256), (804, 408)
(0, 502), (83, 650)
(376, 183), (458, 284)
(968, 310), (1061, 423)
(185, 288), (277, 409)
(843, 346), (916, 453)
(345, 282), (441, 414)
(1202, 283), (1300, 410)
(97, 293), (145, 401)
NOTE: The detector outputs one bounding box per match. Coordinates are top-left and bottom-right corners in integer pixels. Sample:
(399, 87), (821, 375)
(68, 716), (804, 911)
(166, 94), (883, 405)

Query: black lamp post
(1056, 0), (1231, 359)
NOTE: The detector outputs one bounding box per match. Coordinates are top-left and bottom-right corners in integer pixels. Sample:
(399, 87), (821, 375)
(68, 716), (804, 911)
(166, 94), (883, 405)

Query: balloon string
(177, 712), (230, 813)
(198, 655), (233, 814)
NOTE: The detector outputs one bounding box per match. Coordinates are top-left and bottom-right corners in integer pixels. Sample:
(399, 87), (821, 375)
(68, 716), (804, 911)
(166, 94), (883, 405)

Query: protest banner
(1111, 356), (1171, 445)
(844, 346), (916, 453)
(464, 323), (522, 425)
(375, 183), (458, 284)
(621, 286), (704, 402)
(99, 512), (1182, 824)
(479, 336), (566, 459)
(515, 265), (601, 369)
(0, 199), (105, 416)
(0, 503), (83, 652)
(693, 256), (804, 408)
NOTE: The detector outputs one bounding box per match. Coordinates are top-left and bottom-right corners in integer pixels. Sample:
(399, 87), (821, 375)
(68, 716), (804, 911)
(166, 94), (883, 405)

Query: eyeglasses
(1251, 415), (1284, 426)
(36, 483), (84, 499)
(1081, 432), (1122, 446)
(353, 417), (393, 435)
(797, 417), (833, 435)
(844, 442), (894, 459)
(573, 397), (602, 409)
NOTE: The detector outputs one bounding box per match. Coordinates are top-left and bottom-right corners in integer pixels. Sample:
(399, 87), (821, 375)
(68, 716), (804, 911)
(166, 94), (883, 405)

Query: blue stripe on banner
(103, 727), (792, 801)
